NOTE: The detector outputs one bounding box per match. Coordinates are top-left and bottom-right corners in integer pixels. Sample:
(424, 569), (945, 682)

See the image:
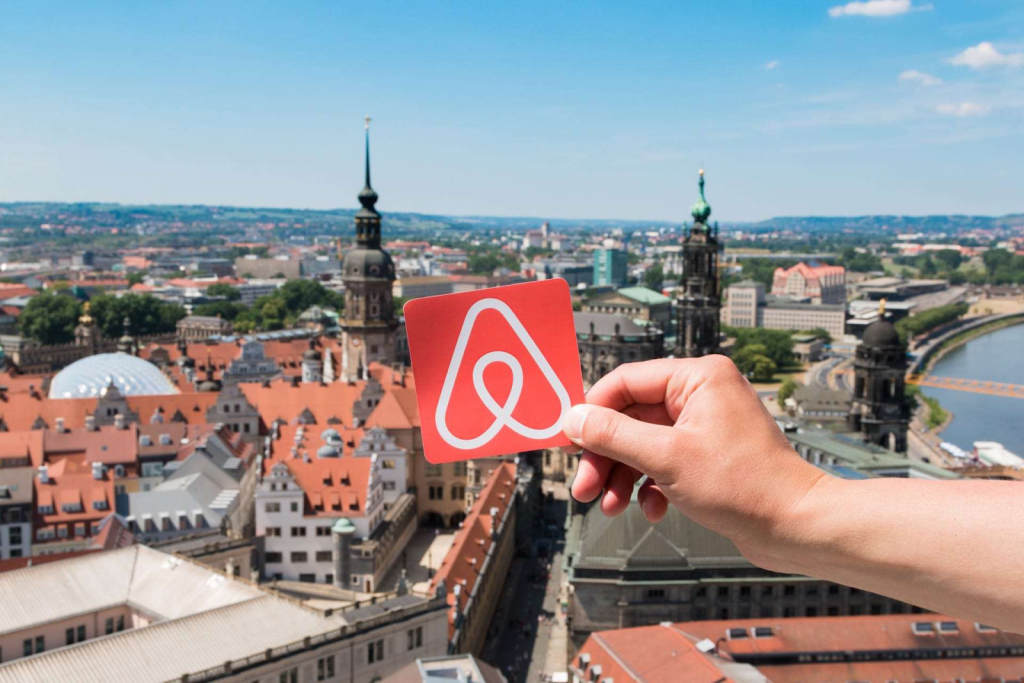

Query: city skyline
(2, 1), (1023, 222)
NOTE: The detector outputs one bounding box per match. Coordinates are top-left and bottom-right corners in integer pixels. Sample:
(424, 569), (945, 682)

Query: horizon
(2, 198), (1023, 227)
(2, 1), (1023, 221)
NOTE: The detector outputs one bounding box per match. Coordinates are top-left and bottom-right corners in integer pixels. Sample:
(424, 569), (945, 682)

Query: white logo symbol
(435, 298), (571, 450)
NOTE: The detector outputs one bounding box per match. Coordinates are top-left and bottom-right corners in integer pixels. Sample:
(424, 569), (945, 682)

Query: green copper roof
(617, 286), (671, 305)
(332, 518), (356, 534)
(690, 170), (712, 224)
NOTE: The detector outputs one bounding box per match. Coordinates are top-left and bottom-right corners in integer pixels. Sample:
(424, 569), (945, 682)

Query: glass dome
(49, 352), (179, 399)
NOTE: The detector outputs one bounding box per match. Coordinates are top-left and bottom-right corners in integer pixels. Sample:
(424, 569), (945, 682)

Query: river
(921, 323), (1024, 456)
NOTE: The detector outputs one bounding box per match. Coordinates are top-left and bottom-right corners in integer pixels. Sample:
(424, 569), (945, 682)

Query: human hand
(562, 357), (825, 567)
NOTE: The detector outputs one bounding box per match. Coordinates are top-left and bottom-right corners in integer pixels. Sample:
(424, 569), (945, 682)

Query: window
(407, 629), (415, 651)
(913, 621), (935, 635)
(265, 552), (283, 563)
(279, 669), (298, 683)
(316, 551), (333, 562)
(828, 584), (840, 596)
(291, 551), (308, 563)
(368, 641), (375, 664)
(976, 623), (998, 633)
(695, 586), (707, 598)
(77, 625), (85, 642)
(23, 640), (31, 658)
(34, 636), (43, 654)
(67, 628), (75, 646)
(416, 626), (423, 647)
(117, 616), (124, 632)
(316, 654), (335, 680)
(105, 617), (114, 634)
(376, 639), (384, 661)
(425, 464), (442, 477)
(727, 628), (748, 640)
(646, 589), (665, 599)
(265, 502), (281, 513)
(805, 606), (818, 617)
(717, 586), (729, 598)
(266, 527), (281, 537)
(761, 585), (773, 597)
(453, 461), (467, 476)
(316, 526), (332, 537)
(290, 526), (306, 537)
(783, 585), (796, 597)
(290, 502), (299, 512)
(753, 627), (774, 638)
(299, 573), (316, 583)
(939, 621), (958, 634)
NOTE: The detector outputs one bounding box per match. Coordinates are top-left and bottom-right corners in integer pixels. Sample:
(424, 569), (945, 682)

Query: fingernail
(563, 404), (593, 444)
(640, 495), (651, 518)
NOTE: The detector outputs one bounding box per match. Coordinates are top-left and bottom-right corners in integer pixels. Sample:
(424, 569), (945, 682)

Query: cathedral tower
(340, 117), (398, 381)
(675, 169), (721, 357)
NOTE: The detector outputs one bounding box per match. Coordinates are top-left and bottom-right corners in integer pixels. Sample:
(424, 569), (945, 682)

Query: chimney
(54, 417), (65, 433)
(114, 414), (125, 430)
(92, 461), (104, 481)
(38, 464), (49, 484)
(84, 415), (96, 432)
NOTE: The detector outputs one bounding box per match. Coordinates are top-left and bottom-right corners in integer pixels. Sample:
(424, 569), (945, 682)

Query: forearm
(772, 476), (1024, 632)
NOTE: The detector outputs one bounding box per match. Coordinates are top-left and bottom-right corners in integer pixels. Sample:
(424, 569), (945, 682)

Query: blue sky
(1, 0), (1022, 222)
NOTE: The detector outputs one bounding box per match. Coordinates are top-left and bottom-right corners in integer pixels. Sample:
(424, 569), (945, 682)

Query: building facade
(723, 280), (847, 341)
(574, 312), (664, 386)
(581, 286), (672, 332)
(592, 248), (628, 287)
(675, 170), (721, 357)
(0, 467), (32, 560)
(772, 262), (847, 304)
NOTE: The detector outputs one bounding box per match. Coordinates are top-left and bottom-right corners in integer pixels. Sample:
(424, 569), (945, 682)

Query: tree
(732, 343), (778, 381)
(206, 283), (241, 301)
(643, 263), (664, 291)
(800, 327), (833, 345)
(193, 300), (246, 321)
(948, 270), (966, 285)
(724, 327), (795, 368)
(88, 293), (186, 338)
(126, 271), (148, 287)
(777, 378), (798, 405)
(933, 249), (963, 271)
(19, 291), (81, 344)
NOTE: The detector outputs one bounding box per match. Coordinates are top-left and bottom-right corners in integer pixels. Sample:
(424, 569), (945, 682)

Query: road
(483, 482), (569, 683)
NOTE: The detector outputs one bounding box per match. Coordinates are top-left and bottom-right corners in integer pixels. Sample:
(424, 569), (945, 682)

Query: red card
(404, 279), (585, 463)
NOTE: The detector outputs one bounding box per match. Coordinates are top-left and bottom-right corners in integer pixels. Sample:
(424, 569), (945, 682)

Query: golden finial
(879, 298), (887, 316)
(364, 115), (372, 131)
(78, 301), (93, 325)
(699, 168), (704, 176)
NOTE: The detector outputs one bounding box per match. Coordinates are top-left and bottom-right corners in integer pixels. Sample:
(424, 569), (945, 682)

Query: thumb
(562, 404), (676, 480)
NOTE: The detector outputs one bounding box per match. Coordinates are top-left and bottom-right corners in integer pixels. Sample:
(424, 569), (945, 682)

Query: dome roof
(862, 319), (901, 348)
(342, 247), (395, 280)
(49, 353), (179, 399)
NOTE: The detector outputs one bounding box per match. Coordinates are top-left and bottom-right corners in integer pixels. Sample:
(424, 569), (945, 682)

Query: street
(482, 481), (570, 683)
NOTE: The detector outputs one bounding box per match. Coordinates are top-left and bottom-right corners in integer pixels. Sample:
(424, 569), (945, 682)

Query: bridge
(907, 374), (1024, 399)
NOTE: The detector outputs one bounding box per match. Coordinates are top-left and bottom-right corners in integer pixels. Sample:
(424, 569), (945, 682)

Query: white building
(255, 425), (391, 589)
(353, 427), (408, 510)
(0, 467), (32, 560)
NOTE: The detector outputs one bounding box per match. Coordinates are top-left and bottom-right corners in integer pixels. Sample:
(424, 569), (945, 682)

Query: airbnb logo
(435, 299), (572, 449)
(404, 280), (585, 463)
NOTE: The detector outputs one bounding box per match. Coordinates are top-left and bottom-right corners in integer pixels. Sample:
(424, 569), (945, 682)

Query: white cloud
(828, 0), (932, 18)
(765, 60), (780, 70)
(898, 69), (943, 86)
(948, 42), (1024, 69)
(935, 102), (991, 117)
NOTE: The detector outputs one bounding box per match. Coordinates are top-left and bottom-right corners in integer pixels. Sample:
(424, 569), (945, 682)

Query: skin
(562, 357), (1024, 634)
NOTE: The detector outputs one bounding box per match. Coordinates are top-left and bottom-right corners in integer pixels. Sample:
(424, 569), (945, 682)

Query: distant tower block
(675, 169), (722, 358)
(340, 116), (398, 382)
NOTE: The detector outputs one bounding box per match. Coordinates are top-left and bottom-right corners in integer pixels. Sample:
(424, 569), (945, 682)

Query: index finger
(585, 358), (696, 416)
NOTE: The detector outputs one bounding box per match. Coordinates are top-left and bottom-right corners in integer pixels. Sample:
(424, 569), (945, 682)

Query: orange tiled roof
(0, 284), (37, 300)
(431, 462), (517, 639)
(575, 625), (732, 683)
(34, 458), (115, 528)
(262, 424), (371, 517)
(0, 392), (219, 433)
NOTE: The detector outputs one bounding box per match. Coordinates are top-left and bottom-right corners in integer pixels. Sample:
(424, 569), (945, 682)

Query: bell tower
(675, 169), (721, 358)
(847, 301), (910, 453)
(340, 117), (398, 381)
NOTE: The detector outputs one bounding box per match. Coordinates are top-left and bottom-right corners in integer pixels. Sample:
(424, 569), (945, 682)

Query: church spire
(690, 168), (712, 225)
(357, 115), (379, 217)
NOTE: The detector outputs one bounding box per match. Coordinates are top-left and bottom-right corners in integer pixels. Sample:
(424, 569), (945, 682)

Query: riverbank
(918, 315), (1024, 376)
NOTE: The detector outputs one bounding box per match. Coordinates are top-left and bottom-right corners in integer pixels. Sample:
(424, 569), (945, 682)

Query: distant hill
(0, 202), (1020, 235)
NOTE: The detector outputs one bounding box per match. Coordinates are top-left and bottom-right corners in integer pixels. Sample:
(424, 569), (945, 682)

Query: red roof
(262, 424), (371, 518)
(431, 462), (516, 640)
(574, 625), (733, 683)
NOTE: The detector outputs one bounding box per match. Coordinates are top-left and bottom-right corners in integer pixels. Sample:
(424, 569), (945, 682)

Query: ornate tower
(675, 169), (721, 358)
(340, 117), (398, 382)
(847, 302), (909, 453)
(74, 302), (101, 354)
